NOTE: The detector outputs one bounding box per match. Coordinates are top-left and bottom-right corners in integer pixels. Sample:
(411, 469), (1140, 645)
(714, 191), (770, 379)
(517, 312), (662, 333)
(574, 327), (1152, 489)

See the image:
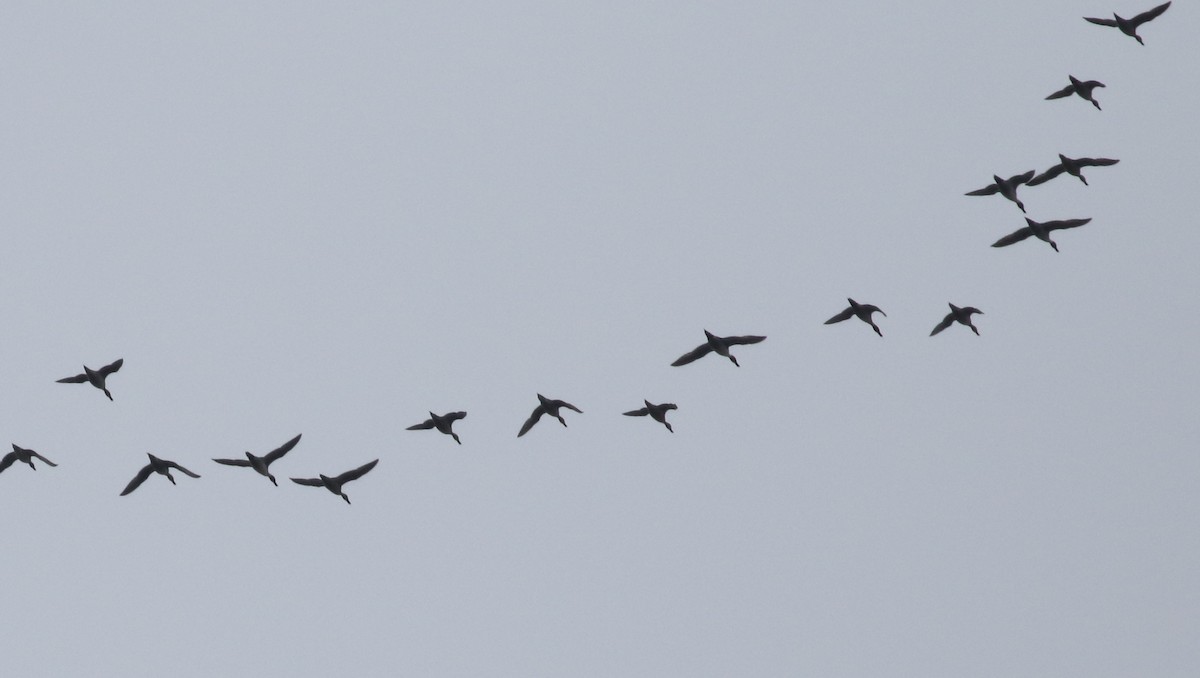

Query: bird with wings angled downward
(57, 358), (124, 401)
(1046, 76), (1106, 110)
(1027, 154), (1119, 187)
(1084, 2), (1171, 45)
(930, 304), (984, 336)
(406, 411), (468, 444)
(825, 299), (887, 337)
(213, 433), (302, 486)
(671, 330), (766, 367)
(992, 217), (1092, 252)
(0, 445), (58, 475)
(965, 171), (1036, 212)
(517, 394), (583, 437)
(121, 454), (201, 496)
(291, 459), (378, 504)
(623, 401), (678, 433)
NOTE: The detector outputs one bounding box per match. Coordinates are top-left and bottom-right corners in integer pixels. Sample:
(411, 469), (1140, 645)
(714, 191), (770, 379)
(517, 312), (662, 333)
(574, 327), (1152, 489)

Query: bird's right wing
(930, 316), (954, 336)
(1079, 157), (1119, 167)
(0, 452), (17, 473)
(670, 343), (712, 366)
(1083, 16), (1118, 26)
(1045, 84), (1075, 100)
(1043, 218), (1091, 232)
(991, 227), (1034, 248)
(291, 477), (324, 487)
(213, 458), (253, 467)
(517, 407), (545, 437)
(167, 462), (201, 478)
(31, 452), (58, 467)
(444, 411), (468, 422)
(623, 408), (651, 417)
(725, 335), (766, 346)
(1010, 170), (1036, 186)
(336, 459), (379, 484)
(964, 184), (1000, 196)
(824, 308), (854, 324)
(406, 420), (436, 431)
(56, 373), (88, 384)
(1026, 165), (1066, 186)
(98, 358), (124, 377)
(1132, 1), (1171, 25)
(263, 434), (302, 463)
(120, 466), (154, 496)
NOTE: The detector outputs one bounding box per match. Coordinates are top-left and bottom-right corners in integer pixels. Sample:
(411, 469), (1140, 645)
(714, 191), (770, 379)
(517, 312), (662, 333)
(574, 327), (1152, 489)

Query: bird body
(1046, 75), (1105, 110)
(407, 411), (467, 444)
(671, 330), (766, 367)
(965, 171), (1036, 212)
(1028, 154), (1119, 187)
(825, 298), (887, 336)
(992, 217), (1092, 252)
(930, 304), (984, 336)
(518, 394), (583, 437)
(121, 454), (200, 495)
(57, 358), (124, 400)
(213, 433), (301, 485)
(0, 444), (58, 474)
(623, 400), (678, 432)
(1084, 2), (1171, 44)
(291, 459), (378, 504)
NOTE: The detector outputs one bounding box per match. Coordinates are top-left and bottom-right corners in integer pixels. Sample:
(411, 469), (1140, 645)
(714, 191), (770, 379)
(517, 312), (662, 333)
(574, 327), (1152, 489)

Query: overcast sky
(1, 1), (1197, 676)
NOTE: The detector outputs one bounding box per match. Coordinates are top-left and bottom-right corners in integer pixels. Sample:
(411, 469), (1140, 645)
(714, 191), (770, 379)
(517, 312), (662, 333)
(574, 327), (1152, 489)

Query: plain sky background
(1, 1), (1197, 676)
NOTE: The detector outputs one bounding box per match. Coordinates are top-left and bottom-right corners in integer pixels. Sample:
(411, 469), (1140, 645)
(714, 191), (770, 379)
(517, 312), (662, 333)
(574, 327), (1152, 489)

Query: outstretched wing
(671, 343), (713, 366)
(120, 465), (154, 496)
(824, 308), (854, 324)
(335, 459), (378, 484)
(1083, 16), (1118, 27)
(263, 434), (302, 464)
(30, 452), (57, 467)
(291, 476), (324, 487)
(1043, 218), (1091, 232)
(166, 461), (201, 478)
(557, 400), (583, 414)
(0, 452), (18, 473)
(930, 315), (955, 336)
(213, 458), (253, 467)
(1132, 2), (1171, 26)
(725, 335), (766, 346)
(1026, 165), (1067, 186)
(98, 358), (124, 377)
(623, 407), (651, 417)
(992, 227), (1035, 248)
(964, 184), (1000, 196)
(518, 406), (545, 437)
(56, 373), (88, 384)
(1009, 170), (1035, 186)
(1078, 157), (1118, 167)
(406, 419), (436, 430)
(443, 411), (467, 422)
(1045, 84), (1075, 100)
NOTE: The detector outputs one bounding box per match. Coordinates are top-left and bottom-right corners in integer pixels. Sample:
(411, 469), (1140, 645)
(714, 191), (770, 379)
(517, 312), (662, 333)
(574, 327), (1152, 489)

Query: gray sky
(1, 1), (1197, 676)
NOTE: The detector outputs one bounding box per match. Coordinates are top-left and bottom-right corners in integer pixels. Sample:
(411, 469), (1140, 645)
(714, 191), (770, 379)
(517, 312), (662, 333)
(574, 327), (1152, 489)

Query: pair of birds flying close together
(966, 154), (1119, 213)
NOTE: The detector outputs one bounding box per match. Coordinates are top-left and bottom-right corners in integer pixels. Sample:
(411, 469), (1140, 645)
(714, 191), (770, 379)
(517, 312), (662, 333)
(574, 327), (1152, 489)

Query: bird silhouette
(965, 171), (1036, 212)
(623, 401), (678, 432)
(1027, 154), (1119, 187)
(930, 304), (984, 336)
(291, 459), (378, 504)
(121, 454), (201, 496)
(1046, 76), (1105, 110)
(671, 330), (766, 367)
(57, 358), (124, 401)
(212, 433), (302, 486)
(0, 444), (58, 474)
(518, 394), (583, 437)
(406, 411), (467, 444)
(1084, 2), (1171, 45)
(825, 299), (887, 336)
(992, 217), (1092, 252)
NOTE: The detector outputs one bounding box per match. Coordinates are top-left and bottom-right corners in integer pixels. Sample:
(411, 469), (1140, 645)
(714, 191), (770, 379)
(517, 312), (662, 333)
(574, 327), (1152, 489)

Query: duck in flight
(291, 459), (378, 504)
(0, 445), (58, 474)
(1027, 154), (1119, 187)
(992, 217), (1092, 252)
(671, 330), (766, 367)
(1046, 76), (1105, 110)
(212, 433), (302, 486)
(930, 304), (984, 336)
(1085, 2), (1171, 45)
(825, 299), (887, 336)
(406, 411), (467, 444)
(518, 394), (583, 437)
(965, 171), (1036, 212)
(121, 454), (201, 496)
(57, 358), (124, 401)
(623, 401), (678, 433)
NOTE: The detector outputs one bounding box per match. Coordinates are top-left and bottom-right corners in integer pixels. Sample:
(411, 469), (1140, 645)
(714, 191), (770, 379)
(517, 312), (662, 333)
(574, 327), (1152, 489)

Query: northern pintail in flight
(930, 304), (984, 336)
(1085, 2), (1170, 44)
(1027, 154), (1119, 187)
(121, 454), (200, 496)
(825, 299), (887, 336)
(57, 358), (123, 401)
(671, 330), (766, 367)
(291, 459), (378, 504)
(407, 411), (467, 444)
(992, 217), (1091, 252)
(965, 171), (1036, 212)
(213, 433), (302, 486)
(518, 394), (583, 437)
(1046, 76), (1105, 110)
(623, 401), (678, 432)
(0, 445), (57, 474)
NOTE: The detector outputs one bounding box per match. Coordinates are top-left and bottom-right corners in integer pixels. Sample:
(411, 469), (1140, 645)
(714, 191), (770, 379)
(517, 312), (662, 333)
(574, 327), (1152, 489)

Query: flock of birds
(2, 4), (1174, 504)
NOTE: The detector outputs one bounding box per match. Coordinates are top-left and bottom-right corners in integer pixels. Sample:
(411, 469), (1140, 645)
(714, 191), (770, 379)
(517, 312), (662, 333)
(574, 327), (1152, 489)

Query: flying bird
(1046, 76), (1105, 110)
(992, 217), (1092, 252)
(671, 330), (766, 367)
(623, 401), (678, 433)
(1084, 2), (1171, 44)
(1027, 154), (1119, 187)
(212, 433), (302, 486)
(56, 358), (124, 401)
(121, 454), (201, 496)
(518, 394), (583, 437)
(0, 444), (58, 474)
(965, 171), (1036, 212)
(825, 298), (887, 336)
(406, 411), (467, 444)
(291, 459), (378, 504)
(930, 304), (984, 336)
